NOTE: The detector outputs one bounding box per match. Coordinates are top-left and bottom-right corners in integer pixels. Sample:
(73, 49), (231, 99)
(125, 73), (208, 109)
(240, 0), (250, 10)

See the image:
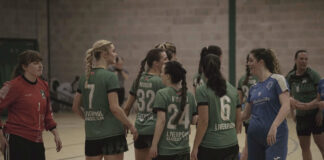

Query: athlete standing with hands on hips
(241, 48), (290, 160)
(72, 40), (137, 160)
(123, 48), (168, 160)
(0, 50), (62, 160)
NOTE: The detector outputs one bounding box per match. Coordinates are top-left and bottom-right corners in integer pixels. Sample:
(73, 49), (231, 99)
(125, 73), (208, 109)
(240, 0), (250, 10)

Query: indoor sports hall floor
(1, 111), (322, 160)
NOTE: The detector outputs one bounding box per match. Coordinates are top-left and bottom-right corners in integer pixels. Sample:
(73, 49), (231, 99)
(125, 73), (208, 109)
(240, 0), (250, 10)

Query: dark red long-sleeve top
(0, 75), (57, 143)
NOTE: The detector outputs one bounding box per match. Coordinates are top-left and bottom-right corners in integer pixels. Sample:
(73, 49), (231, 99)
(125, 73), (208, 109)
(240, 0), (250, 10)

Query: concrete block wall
(236, 0), (324, 81)
(1, 0), (324, 92)
(0, 0), (49, 77)
(49, 0), (228, 92)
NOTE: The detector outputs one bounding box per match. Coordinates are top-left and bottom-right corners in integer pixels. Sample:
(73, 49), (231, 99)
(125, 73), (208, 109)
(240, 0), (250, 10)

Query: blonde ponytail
(85, 48), (93, 86)
(84, 40), (114, 86)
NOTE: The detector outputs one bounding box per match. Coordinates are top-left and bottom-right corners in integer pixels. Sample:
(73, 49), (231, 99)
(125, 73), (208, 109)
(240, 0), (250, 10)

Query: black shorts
(296, 114), (324, 136)
(134, 135), (153, 149)
(243, 122), (249, 134)
(153, 152), (190, 160)
(117, 88), (125, 106)
(4, 133), (45, 160)
(85, 135), (128, 156)
(197, 144), (239, 160)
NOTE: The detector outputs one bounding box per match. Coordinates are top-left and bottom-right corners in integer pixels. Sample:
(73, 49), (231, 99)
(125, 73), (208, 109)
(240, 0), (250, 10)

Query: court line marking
(288, 136), (299, 155)
(55, 141), (134, 160)
(53, 136), (299, 159)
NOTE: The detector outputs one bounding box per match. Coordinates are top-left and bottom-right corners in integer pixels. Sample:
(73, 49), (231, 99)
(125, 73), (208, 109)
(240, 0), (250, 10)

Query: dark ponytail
(288, 50), (307, 74)
(202, 54), (226, 97)
(243, 54), (251, 85)
(164, 61), (187, 123)
(134, 48), (165, 92)
(12, 50), (42, 79)
(134, 58), (147, 92)
(197, 45), (222, 85)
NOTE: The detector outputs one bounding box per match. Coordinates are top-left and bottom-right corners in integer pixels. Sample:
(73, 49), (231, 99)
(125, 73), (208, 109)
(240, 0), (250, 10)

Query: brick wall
(236, 0), (324, 82)
(0, 0), (48, 77)
(48, 0), (229, 92)
(1, 0), (324, 92)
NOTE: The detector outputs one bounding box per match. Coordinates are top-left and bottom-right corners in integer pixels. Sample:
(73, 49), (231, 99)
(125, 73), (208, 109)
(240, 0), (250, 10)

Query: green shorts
(85, 135), (128, 156)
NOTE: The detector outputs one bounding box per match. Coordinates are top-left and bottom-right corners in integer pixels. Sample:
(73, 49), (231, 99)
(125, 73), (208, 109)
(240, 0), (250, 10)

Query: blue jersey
(247, 74), (289, 143)
(318, 79), (324, 100)
(318, 79), (324, 115)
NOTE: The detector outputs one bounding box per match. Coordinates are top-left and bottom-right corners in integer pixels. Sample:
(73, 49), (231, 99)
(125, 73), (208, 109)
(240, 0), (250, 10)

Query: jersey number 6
(220, 96), (231, 121)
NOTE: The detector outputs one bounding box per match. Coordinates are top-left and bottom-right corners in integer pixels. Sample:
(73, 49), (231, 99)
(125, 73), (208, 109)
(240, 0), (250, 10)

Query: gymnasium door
(0, 38), (38, 88)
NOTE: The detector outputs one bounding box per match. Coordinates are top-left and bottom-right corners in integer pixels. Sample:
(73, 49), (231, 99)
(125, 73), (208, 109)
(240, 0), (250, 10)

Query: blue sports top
(318, 79), (324, 100)
(247, 74), (289, 140)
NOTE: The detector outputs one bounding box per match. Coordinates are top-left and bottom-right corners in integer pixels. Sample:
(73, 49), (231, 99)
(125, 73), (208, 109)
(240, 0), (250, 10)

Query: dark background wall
(1, 0), (324, 92)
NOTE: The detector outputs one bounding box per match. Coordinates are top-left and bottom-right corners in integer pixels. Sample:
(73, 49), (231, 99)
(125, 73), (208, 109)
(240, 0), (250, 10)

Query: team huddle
(0, 40), (323, 160)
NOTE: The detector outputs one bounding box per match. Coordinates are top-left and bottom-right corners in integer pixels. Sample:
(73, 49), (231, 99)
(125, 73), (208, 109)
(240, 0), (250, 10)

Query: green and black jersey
(130, 72), (165, 135)
(192, 73), (206, 88)
(153, 87), (197, 155)
(237, 74), (258, 103)
(195, 82), (239, 149)
(78, 68), (124, 140)
(286, 68), (321, 116)
(237, 74), (257, 124)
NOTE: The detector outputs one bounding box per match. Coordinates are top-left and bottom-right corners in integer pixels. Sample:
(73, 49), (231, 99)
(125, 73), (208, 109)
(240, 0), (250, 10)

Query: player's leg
(134, 135), (153, 160)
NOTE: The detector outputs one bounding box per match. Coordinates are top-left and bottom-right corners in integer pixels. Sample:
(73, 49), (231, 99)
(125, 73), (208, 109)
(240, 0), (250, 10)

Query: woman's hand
(0, 132), (8, 154)
(149, 145), (158, 159)
(290, 97), (297, 109)
(190, 147), (198, 160)
(267, 124), (277, 146)
(51, 129), (62, 152)
(54, 134), (62, 152)
(129, 125), (138, 141)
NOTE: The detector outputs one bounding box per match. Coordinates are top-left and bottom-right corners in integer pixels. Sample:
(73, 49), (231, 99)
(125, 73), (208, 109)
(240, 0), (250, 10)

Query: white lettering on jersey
(166, 131), (189, 142)
(85, 111), (104, 121)
(139, 82), (152, 88)
(214, 122), (235, 131)
(24, 93), (32, 97)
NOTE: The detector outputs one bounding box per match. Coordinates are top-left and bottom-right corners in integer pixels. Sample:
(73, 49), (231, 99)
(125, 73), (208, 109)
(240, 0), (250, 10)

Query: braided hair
(155, 42), (176, 60)
(85, 40), (113, 86)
